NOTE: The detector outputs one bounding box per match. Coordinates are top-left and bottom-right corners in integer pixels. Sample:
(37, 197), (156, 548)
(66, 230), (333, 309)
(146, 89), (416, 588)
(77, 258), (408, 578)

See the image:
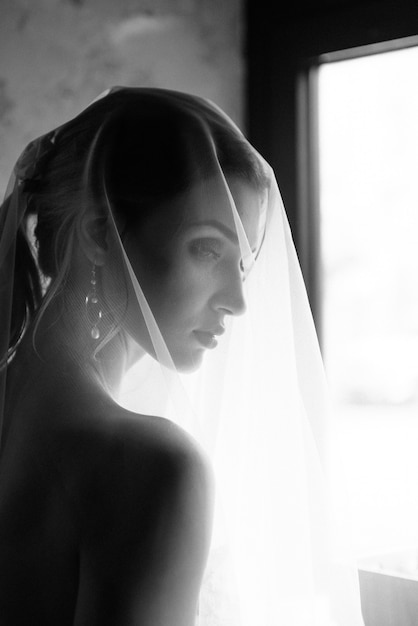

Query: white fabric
(117, 153), (364, 624)
(0, 87), (364, 625)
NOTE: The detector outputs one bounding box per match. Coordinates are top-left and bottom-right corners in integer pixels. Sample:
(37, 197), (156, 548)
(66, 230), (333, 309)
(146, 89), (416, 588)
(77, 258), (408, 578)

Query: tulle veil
(0, 86), (364, 625)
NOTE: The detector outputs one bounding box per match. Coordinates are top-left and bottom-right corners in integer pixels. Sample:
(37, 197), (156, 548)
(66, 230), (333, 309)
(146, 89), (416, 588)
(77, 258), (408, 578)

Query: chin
(171, 348), (206, 374)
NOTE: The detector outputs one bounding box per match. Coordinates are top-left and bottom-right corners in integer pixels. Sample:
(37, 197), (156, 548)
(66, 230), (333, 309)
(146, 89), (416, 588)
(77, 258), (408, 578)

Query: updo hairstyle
(7, 88), (269, 361)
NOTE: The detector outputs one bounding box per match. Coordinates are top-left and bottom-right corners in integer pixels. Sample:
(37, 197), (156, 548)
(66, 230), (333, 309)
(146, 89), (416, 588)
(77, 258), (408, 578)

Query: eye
(188, 238), (222, 261)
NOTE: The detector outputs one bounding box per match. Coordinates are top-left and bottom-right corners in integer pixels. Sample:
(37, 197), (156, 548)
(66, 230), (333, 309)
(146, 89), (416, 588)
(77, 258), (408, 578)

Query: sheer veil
(0, 87), (364, 625)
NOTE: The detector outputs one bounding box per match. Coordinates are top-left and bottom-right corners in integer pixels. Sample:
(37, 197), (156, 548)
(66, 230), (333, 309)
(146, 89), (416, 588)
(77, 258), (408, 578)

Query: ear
(77, 214), (109, 266)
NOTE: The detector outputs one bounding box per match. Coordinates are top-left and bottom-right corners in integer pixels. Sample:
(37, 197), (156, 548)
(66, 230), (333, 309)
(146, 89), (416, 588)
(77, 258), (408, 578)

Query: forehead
(181, 176), (266, 251)
(138, 176), (266, 255)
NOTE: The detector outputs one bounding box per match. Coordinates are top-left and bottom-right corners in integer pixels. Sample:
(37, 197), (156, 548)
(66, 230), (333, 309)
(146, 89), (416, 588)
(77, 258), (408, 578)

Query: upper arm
(73, 426), (215, 626)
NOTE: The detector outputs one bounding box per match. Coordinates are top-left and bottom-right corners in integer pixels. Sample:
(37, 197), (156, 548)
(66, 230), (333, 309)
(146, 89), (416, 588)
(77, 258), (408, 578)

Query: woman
(0, 87), (364, 625)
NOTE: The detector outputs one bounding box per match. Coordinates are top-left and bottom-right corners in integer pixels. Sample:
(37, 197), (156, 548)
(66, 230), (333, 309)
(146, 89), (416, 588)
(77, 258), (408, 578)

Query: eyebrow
(185, 219), (239, 244)
(184, 218), (261, 257)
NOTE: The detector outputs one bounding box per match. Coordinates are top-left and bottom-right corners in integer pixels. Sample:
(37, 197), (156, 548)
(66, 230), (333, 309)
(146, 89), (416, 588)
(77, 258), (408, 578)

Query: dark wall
(245, 0), (418, 319)
(246, 0), (418, 228)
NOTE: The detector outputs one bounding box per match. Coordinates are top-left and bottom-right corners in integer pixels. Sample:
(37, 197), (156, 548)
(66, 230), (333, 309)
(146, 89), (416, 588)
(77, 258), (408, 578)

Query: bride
(0, 87), (364, 625)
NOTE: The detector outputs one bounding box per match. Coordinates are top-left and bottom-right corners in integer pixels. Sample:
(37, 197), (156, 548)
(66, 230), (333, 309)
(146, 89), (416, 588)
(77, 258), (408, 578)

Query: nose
(213, 270), (247, 317)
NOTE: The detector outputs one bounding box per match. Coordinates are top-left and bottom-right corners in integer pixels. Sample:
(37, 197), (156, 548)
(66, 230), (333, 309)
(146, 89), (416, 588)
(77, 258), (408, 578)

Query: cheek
(126, 239), (219, 331)
(151, 257), (219, 328)
(153, 266), (207, 321)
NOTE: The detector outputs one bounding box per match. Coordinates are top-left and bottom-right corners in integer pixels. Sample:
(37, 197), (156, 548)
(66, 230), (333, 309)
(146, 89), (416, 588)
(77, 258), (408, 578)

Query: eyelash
(189, 238), (248, 279)
(189, 239), (222, 261)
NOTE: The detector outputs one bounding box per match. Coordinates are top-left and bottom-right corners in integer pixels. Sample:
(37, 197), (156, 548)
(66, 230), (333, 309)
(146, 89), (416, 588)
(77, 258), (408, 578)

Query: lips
(193, 326), (225, 349)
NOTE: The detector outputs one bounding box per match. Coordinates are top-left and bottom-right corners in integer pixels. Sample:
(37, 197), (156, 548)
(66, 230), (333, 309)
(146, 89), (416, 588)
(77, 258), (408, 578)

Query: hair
(4, 88), (270, 363)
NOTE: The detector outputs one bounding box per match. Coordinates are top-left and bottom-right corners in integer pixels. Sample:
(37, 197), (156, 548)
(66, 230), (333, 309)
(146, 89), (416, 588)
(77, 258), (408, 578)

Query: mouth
(193, 329), (222, 349)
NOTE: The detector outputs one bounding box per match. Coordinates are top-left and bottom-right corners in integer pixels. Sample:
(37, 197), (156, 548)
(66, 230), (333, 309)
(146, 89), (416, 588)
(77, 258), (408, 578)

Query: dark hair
(4, 88), (270, 362)
(98, 92), (269, 233)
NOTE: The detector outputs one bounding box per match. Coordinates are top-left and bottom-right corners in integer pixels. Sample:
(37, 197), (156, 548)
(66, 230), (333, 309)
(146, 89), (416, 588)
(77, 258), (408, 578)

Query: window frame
(245, 0), (418, 338)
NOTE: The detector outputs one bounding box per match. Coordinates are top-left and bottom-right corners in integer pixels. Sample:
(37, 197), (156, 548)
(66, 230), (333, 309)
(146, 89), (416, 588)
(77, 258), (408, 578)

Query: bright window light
(319, 46), (418, 563)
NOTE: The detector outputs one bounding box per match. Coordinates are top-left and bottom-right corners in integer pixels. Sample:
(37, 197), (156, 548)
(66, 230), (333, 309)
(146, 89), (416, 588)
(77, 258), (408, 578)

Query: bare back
(0, 351), (214, 625)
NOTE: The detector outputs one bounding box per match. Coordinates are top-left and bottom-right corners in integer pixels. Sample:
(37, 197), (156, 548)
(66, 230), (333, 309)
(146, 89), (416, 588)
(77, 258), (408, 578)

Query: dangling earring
(85, 263), (103, 340)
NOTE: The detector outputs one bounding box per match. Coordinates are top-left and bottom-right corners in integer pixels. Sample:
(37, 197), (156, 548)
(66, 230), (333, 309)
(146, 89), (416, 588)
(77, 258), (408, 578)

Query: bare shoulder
(54, 398), (214, 534)
(106, 399), (213, 484)
(116, 404), (215, 504)
(71, 404), (215, 626)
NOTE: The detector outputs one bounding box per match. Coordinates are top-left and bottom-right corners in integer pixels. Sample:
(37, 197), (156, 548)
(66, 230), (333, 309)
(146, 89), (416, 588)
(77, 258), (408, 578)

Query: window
(247, 1), (418, 585)
(319, 45), (418, 559)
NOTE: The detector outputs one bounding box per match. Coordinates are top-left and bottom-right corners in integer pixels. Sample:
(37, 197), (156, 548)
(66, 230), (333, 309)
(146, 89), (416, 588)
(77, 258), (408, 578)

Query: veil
(0, 87), (364, 625)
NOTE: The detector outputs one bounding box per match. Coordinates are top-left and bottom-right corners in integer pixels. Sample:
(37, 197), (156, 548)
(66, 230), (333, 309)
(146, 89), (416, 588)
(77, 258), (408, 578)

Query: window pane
(319, 46), (418, 561)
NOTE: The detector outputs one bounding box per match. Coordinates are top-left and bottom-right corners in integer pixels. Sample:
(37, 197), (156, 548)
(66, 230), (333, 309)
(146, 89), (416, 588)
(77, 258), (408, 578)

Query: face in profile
(120, 176), (266, 372)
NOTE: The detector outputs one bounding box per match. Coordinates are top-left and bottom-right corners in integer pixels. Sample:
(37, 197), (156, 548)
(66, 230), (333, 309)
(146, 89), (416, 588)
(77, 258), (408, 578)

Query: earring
(85, 263), (103, 340)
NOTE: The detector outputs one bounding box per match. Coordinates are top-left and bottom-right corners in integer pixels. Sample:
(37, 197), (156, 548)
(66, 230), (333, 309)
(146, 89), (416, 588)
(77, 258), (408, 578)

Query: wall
(0, 0), (244, 193)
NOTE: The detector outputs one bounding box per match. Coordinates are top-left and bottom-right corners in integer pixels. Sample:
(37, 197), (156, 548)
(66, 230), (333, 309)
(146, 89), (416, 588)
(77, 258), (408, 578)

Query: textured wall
(0, 0), (244, 193)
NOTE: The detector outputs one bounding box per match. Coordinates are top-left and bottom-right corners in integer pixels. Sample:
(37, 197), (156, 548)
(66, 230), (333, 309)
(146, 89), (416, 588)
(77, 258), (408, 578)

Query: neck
(23, 295), (146, 399)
